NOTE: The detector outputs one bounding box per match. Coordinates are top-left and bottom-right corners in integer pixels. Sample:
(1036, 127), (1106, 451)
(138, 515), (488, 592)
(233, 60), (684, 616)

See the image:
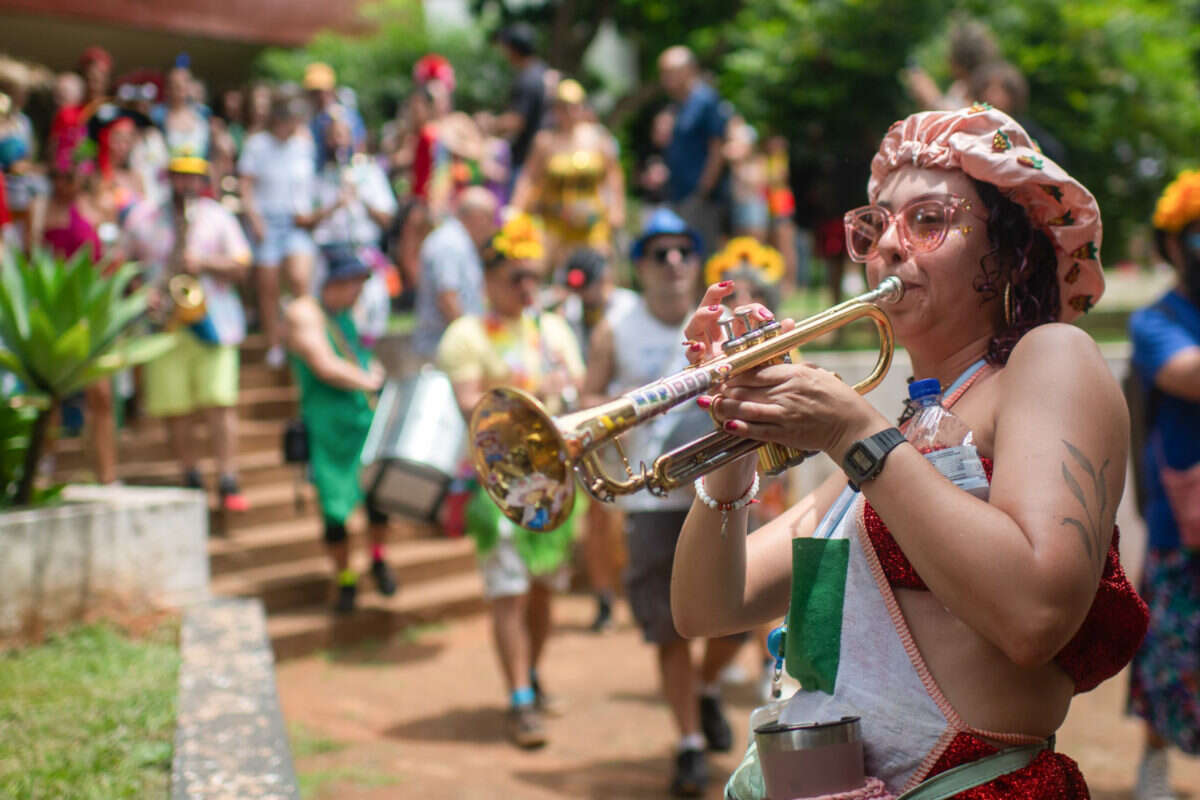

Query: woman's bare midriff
(898, 583), (1075, 740)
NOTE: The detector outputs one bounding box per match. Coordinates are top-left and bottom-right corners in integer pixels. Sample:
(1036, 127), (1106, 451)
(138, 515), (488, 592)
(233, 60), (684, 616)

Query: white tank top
(608, 296), (705, 512)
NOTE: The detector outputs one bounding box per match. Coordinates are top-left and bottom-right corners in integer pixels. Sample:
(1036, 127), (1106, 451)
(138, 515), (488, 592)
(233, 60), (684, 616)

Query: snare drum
(361, 367), (466, 522)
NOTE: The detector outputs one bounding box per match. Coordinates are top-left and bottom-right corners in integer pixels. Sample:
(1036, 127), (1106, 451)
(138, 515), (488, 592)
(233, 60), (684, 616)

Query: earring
(1003, 282), (1014, 327)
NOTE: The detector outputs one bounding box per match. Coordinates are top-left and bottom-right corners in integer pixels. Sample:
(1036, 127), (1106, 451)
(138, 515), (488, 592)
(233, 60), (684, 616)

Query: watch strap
(843, 427), (907, 491)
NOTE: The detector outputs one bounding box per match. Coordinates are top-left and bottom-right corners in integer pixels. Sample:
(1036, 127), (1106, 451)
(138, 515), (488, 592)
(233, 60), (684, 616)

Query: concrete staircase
(53, 333), (484, 660)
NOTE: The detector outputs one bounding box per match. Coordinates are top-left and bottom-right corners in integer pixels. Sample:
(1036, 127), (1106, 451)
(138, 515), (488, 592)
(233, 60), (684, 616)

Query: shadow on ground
(384, 706), (508, 745)
(514, 754), (683, 799)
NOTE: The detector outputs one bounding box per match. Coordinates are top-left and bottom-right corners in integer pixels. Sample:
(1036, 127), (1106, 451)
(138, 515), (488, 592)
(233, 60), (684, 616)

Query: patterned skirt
(1128, 547), (1200, 754)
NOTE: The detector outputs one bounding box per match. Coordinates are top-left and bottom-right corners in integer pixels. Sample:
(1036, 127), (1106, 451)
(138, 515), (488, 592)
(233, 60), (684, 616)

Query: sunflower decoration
(485, 211), (545, 264)
(1153, 169), (1200, 234)
(704, 236), (786, 287)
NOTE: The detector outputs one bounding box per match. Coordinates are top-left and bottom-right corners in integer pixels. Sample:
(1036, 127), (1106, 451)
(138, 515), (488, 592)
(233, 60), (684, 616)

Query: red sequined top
(862, 457), (1148, 693)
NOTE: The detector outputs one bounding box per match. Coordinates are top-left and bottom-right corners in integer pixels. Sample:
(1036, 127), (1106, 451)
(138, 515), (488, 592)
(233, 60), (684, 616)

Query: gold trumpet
(469, 276), (904, 532)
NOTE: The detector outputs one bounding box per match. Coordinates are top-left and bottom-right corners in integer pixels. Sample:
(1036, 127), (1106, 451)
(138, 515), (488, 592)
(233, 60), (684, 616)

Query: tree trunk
(15, 408), (51, 507)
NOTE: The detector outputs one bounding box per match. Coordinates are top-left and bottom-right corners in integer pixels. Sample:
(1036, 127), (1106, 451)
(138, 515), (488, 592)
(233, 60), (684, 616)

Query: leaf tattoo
(1060, 439), (1111, 572)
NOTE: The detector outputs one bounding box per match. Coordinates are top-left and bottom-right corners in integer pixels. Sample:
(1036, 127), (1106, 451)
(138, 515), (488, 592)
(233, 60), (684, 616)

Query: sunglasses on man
(649, 245), (697, 265)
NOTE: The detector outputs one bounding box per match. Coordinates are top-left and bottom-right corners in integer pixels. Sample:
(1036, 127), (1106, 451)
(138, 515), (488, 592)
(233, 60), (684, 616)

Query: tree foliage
(718, 0), (1200, 257)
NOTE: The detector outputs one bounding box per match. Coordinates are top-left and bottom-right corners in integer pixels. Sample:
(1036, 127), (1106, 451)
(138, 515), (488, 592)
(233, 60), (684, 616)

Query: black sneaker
(699, 694), (732, 752)
(670, 748), (708, 797)
(333, 582), (357, 614)
(589, 594), (613, 633)
(370, 558), (398, 597)
(183, 468), (204, 490)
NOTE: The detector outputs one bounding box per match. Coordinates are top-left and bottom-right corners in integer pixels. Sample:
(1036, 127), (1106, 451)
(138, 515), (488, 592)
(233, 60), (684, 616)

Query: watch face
(848, 445), (873, 472)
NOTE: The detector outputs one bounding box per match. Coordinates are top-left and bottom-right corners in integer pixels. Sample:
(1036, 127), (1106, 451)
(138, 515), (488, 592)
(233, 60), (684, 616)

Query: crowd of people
(1, 15), (1198, 800)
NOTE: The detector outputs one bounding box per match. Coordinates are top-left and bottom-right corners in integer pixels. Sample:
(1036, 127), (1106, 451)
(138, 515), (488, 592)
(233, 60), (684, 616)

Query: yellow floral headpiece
(1153, 169), (1200, 234)
(486, 212), (545, 264)
(704, 237), (786, 287)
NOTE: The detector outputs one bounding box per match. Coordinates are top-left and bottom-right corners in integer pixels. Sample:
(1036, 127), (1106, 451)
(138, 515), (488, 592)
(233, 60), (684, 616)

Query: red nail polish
(708, 305), (721, 312)
(696, 395), (712, 408)
(757, 308), (773, 320)
(719, 280), (734, 288)
(689, 342), (704, 352)
(724, 420), (739, 432)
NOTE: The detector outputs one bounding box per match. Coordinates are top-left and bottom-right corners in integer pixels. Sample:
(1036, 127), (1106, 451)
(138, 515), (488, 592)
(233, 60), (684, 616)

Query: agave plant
(0, 248), (176, 507)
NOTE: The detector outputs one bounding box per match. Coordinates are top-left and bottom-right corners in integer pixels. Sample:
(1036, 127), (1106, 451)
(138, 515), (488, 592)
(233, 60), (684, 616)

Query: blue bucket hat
(321, 242), (371, 283)
(630, 207), (704, 261)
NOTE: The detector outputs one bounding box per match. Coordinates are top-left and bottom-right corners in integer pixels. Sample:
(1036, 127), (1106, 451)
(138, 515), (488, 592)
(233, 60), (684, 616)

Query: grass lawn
(0, 623), (180, 800)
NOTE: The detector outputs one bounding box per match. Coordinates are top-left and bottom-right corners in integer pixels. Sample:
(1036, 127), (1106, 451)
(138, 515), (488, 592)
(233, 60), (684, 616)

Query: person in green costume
(437, 212), (584, 750)
(285, 243), (398, 614)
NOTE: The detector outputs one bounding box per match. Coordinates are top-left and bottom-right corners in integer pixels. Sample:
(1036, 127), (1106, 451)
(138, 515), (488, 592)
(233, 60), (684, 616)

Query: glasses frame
(843, 193), (989, 263)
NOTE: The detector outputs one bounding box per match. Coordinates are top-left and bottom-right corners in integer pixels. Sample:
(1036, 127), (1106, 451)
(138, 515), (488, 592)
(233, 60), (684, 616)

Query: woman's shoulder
(1001, 323), (1121, 406)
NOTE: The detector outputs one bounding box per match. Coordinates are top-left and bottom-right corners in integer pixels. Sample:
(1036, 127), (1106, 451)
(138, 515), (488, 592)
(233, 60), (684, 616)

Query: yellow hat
(555, 78), (585, 105)
(168, 152), (209, 175)
(303, 62), (336, 91)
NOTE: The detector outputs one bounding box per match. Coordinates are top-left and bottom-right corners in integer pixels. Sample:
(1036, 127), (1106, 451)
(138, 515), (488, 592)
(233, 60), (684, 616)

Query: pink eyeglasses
(843, 194), (988, 262)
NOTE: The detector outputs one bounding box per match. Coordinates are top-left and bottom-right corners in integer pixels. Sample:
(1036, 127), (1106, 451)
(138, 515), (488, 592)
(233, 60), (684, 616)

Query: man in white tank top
(582, 209), (745, 797)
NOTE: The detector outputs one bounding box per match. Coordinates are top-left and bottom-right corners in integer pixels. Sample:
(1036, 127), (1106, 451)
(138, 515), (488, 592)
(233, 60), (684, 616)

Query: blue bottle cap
(767, 625), (785, 662)
(908, 378), (942, 400)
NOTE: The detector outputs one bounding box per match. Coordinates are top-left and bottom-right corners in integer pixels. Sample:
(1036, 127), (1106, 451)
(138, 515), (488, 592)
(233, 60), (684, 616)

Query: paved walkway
(277, 589), (1200, 800)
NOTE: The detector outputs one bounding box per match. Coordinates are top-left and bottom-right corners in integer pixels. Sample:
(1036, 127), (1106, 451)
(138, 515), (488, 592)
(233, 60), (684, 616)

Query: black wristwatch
(842, 427), (907, 491)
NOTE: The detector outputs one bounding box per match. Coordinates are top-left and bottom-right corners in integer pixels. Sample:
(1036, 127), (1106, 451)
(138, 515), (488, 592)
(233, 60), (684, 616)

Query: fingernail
(718, 280), (734, 288)
(696, 395), (712, 409)
(724, 420), (740, 432)
(689, 342), (704, 352)
(757, 308), (773, 320)
(708, 305), (721, 312)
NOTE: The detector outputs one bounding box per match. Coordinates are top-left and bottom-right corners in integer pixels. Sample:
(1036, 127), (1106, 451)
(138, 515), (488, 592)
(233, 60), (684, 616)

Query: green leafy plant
(0, 248), (177, 508)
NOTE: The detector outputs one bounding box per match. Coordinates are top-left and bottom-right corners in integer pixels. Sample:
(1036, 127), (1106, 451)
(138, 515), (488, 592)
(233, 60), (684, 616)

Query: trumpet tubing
(469, 276), (904, 532)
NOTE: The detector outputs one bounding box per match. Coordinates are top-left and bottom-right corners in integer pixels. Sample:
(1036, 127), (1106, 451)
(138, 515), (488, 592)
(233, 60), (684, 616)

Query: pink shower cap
(869, 104), (1104, 321)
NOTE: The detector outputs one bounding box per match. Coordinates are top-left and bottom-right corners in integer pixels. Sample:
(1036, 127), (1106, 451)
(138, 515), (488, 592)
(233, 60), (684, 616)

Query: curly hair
(970, 179), (1061, 366)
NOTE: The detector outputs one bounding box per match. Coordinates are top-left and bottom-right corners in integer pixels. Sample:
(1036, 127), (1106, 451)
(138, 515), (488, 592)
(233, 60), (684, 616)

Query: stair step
(211, 538), (478, 614)
(266, 571), (485, 660)
(211, 481), (315, 533)
(53, 419), (282, 469)
(240, 361), (293, 390)
(208, 515), (444, 574)
(237, 385), (298, 421)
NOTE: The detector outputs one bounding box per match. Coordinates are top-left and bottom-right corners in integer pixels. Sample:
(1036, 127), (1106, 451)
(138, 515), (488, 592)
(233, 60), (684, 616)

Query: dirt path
(277, 590), (1199, 800)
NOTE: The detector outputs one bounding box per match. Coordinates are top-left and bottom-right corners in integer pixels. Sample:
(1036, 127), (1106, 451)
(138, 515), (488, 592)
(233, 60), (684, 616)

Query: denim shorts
(256, 214), (314, 267)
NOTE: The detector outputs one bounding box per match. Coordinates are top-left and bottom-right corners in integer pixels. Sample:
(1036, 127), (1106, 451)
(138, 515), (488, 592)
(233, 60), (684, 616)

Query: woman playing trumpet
(670, 106), (1147, 798)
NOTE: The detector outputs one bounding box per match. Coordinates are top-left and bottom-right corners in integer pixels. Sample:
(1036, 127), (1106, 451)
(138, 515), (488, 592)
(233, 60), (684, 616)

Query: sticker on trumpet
(631, 372), (714, 419)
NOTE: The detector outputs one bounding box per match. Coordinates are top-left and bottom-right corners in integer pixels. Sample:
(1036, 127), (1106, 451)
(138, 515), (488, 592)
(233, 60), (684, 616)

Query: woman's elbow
(998, 606), (1079, 669)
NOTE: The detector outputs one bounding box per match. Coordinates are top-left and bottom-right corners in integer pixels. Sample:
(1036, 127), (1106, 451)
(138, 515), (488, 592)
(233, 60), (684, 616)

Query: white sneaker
(265, 345), (287, 369)
(1135, 748), (1177, 800)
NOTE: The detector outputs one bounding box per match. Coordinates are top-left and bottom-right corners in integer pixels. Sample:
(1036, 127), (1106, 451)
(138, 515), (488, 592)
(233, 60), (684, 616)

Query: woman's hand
(681, 280), (888, 463)
(711, 363), (885, 460)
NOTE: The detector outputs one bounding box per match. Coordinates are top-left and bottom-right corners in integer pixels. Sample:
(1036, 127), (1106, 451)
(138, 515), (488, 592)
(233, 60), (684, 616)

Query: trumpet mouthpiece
(874, 276), (904, 303)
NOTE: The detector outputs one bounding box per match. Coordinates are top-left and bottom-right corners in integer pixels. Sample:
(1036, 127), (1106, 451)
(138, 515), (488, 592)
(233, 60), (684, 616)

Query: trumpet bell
(168, 274), (207, 325)
(470, 386), (576, 532)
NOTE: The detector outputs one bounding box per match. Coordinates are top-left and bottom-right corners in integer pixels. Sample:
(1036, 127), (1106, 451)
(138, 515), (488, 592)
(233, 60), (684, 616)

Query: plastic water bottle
(906, 378), (990, 500)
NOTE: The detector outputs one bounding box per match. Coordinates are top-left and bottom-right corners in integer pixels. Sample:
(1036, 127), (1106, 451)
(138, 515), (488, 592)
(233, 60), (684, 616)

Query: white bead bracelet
(695, 472), (761, 536)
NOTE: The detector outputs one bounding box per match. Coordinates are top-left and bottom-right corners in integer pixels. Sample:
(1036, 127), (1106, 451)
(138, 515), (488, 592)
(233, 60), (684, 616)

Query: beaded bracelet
(694, 472), (760, 537)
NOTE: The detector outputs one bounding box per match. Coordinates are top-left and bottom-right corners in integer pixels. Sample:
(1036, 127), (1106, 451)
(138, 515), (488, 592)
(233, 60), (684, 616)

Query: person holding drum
(285, 243), (397, 614)
(437, 212), (584, 749)
(671, 106), (1148, 798)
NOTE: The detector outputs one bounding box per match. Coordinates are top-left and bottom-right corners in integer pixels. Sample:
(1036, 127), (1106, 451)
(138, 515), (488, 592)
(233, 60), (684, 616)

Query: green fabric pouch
(784, 537), (850, 694)
(465, 486), (582, 575)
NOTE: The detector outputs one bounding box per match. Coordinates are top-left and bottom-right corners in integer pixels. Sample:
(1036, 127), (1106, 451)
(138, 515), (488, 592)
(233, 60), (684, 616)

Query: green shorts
(144, 332), (239, 417)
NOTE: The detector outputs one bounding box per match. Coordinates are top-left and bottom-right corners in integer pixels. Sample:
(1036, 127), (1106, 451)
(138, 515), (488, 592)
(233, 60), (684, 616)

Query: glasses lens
(902, 200), (952, 253)
(845, 207), (887, 261)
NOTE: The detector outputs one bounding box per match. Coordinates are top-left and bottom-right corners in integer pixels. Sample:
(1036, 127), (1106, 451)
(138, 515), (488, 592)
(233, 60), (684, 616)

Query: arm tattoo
(1059, 439), (1110, 572)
